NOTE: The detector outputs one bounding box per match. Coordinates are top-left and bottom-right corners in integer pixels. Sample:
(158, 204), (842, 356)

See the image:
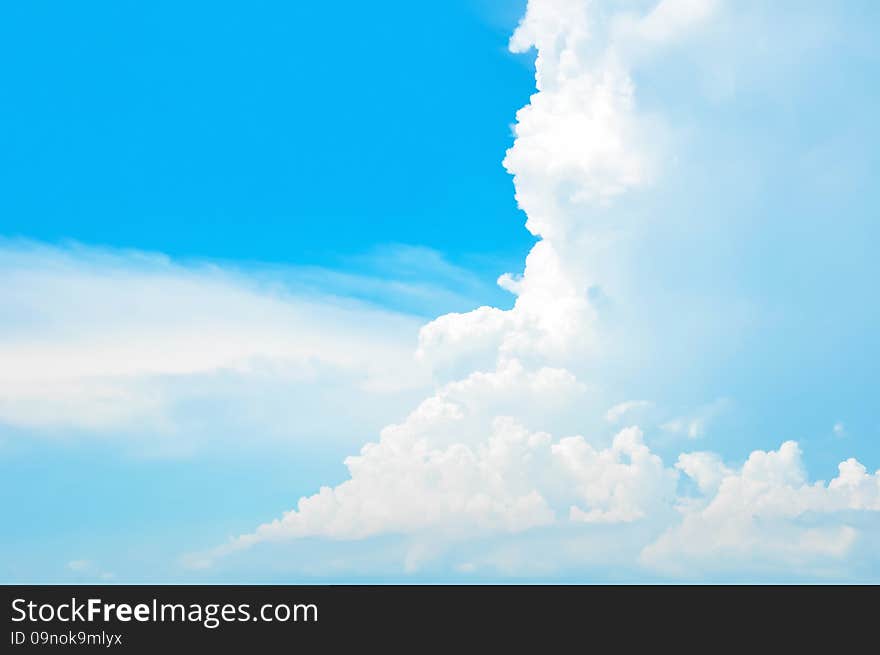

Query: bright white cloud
(201, 0), (880, 581)
(205, 409), (678, 565)
(642, 442), (880, 577)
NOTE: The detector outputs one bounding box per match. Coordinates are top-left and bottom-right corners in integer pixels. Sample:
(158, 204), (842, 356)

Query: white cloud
(642, 442), (880, 577)
(202, 411), (678, 566)
(200, 0), (880, 581)
(613, 0), (720, 51)
(605, 400), (653, 424)
(675, 451), (730, 494)
(0, 241), (431, 449)
(660, 398), (730, 439)
(507, 1), (650, 235)
(660, 418), (704, 439)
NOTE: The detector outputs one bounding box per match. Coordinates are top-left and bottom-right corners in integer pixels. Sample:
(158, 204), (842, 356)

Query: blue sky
(1, 1), (534, 272)
(1, 0), (879, 583)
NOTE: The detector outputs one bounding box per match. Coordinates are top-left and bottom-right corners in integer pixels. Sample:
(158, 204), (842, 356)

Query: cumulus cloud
(642, 442), (880, 577)
(175, 0), (880, 579)
(212, 361), (590, 545)
(205, 413), (678, 566)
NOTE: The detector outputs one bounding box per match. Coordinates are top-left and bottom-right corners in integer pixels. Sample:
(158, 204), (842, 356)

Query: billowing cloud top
(189, 0), (880, 580)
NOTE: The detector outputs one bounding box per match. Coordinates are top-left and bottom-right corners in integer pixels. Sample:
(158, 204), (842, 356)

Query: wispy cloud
(66, 559), (114, 580)
(0, 240), (441, 452)
(605, 400), (654, 424)
(661, 398), (731, 440)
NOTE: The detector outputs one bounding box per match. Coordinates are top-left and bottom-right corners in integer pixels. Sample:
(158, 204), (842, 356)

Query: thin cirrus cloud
(193, 0), (880, 580)
(66, 559), (114, 581)
(0, 240), (449, 452)
(660, 398), (731, 440)
(605, 400), (654, 424)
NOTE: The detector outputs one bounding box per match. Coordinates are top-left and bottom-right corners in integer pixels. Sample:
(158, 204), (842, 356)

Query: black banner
(2, 585), (875, 651)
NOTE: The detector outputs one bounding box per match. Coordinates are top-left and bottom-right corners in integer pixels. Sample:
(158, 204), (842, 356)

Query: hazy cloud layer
(0, 241), (438, 453)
